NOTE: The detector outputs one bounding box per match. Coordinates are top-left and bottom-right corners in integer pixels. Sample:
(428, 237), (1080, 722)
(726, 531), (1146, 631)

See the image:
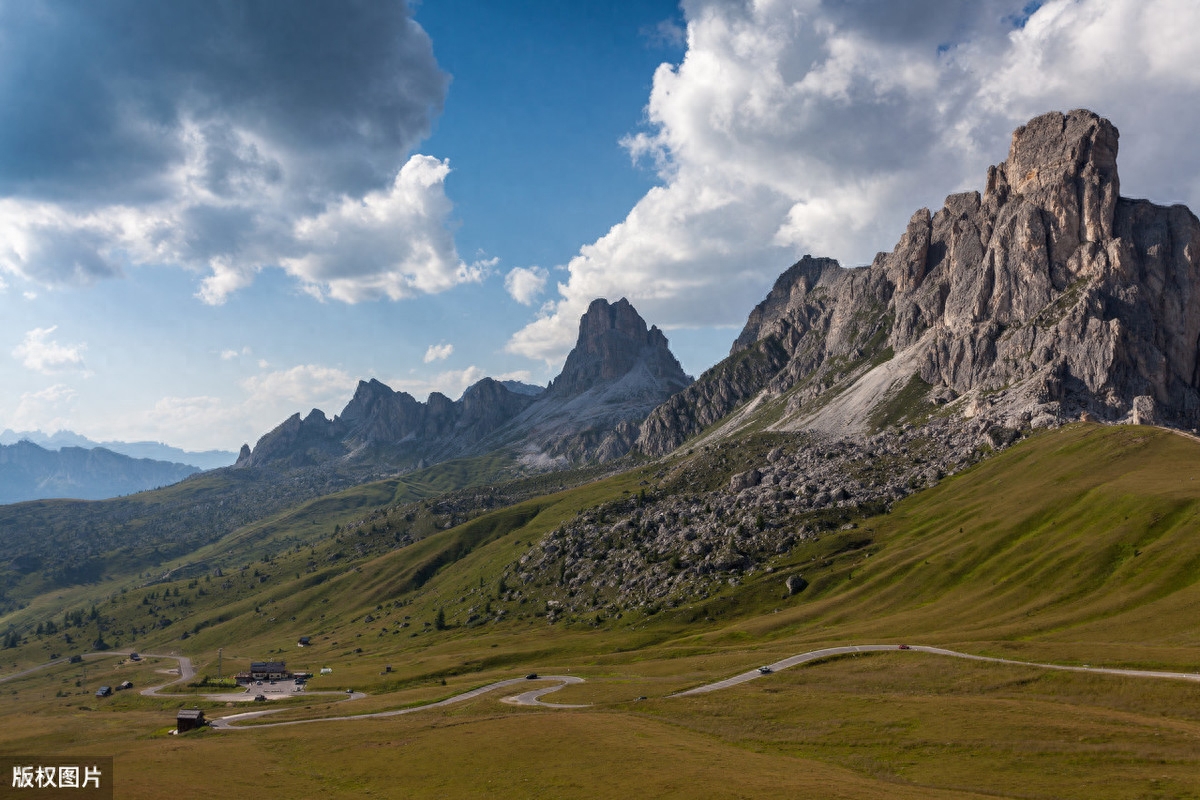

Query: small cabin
(95, 686), (112, 698)
(176, 708), (206, 732)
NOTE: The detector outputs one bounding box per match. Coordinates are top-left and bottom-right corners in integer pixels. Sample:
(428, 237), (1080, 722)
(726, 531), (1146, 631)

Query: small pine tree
(434, 608), (446, 630)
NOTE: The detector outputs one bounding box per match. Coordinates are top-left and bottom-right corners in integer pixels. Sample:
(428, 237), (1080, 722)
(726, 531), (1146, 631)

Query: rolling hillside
(0, 423), (1198, 797)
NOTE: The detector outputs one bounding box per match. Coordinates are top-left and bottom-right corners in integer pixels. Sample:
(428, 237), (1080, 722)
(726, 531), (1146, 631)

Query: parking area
(246, 679), (308, 699)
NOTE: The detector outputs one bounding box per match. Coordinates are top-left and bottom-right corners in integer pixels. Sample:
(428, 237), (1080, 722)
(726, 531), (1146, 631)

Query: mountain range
(0, 429), (233, 505)
(0, 441), (200, 504)
(235, 296), (691, 473)
(0, 429), (236, 470)
(1, 108), (1199, 798)
(3, 108), (1197, 594)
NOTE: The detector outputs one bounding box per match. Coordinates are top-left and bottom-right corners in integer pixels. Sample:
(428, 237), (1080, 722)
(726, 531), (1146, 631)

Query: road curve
(501, 675), (587, 708)
(671, 644), (1200, 696)
(8, 643), (1197, 732)
(0, 649), (193, 690)
(211, 675), (584, 730)
(139, 652), (195, 696)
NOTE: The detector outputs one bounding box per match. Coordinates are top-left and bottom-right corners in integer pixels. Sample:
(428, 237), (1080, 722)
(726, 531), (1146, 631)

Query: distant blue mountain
(0, 429), (236, 470)
(498, 380), (546, 397)
(0, 441), (200, 504)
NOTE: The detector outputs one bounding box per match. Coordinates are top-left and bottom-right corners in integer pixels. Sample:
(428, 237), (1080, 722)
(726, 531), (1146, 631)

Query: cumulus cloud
(424, 343), (455, 363)
(108, 363), (355, 450)
(13, 327), (86, 373)
(279, 156), (485, 304)
(0, 0), (461, 303)
(504, 266), (549, 305)
(509, 0), (1200, 366)
(10, 384), (79, 432)
(241, 364), (355, 408)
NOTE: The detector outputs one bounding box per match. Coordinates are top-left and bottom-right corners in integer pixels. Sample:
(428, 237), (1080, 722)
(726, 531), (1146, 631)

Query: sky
(4, 0), (1200, 452)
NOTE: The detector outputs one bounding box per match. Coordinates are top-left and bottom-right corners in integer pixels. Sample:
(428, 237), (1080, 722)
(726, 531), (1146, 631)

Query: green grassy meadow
(1, 423), (1199, 797)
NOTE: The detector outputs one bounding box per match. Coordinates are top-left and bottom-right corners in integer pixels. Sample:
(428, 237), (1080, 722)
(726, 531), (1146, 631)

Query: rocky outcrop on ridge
(481, 298), (693, 462)
(235, 377), (541, 470)
(637, 109), (1200, 455)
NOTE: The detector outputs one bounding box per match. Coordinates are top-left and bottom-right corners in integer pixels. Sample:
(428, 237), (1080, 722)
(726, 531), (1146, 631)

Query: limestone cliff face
(638, 109), (1200, 454)
(486, 298), (693, 462)
(548, 298), (689, 399)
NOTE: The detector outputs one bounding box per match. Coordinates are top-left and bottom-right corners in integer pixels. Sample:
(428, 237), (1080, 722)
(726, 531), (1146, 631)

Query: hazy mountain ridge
(0, 429), (236, 471)
(0, 440), (200, 504)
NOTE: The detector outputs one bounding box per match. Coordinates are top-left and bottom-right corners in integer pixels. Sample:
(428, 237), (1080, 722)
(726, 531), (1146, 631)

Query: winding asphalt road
(0, 649), (193, 690)
(5, 644), (1198, 730)
(669, 644), (1200, 696)
(210, 675), (585, 730)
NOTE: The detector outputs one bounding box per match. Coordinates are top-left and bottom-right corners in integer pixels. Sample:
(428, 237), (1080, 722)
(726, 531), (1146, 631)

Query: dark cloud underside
(0, 0), (447, 204)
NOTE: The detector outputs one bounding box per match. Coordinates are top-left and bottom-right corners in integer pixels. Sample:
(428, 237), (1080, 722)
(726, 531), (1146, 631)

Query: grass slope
(0, 424), (1198, 797)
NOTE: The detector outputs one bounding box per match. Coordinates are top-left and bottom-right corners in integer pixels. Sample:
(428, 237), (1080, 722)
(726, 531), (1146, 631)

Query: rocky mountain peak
(637, 108), (1200, 455)
(1000, 110), (1118, 204)
(985, 108), (1120, 251)
(549, 297), (690, 399)
(732, 255), (842, 353)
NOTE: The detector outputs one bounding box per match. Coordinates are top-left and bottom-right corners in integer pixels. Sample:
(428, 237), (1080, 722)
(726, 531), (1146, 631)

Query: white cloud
(219, 346), (252, 361)
(504, 266), (549, 305)
(197, 257), (259, 306)
(121, 364), (357, 449)
(386, 365), (487, 401)
(13, 327), (86, 373)
(423, 343), (454, 363)
(510, 0), (1200, 367)
(278, 155), (486, 304)
(0, 3), (450, 304)
(0, 108), (475, 313)
(241, 364), (354, 408)
(10, 384), (78, 432)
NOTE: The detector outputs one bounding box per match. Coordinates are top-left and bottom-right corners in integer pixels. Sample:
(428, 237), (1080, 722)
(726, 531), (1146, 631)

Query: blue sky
(4, 0), (1200, 451)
